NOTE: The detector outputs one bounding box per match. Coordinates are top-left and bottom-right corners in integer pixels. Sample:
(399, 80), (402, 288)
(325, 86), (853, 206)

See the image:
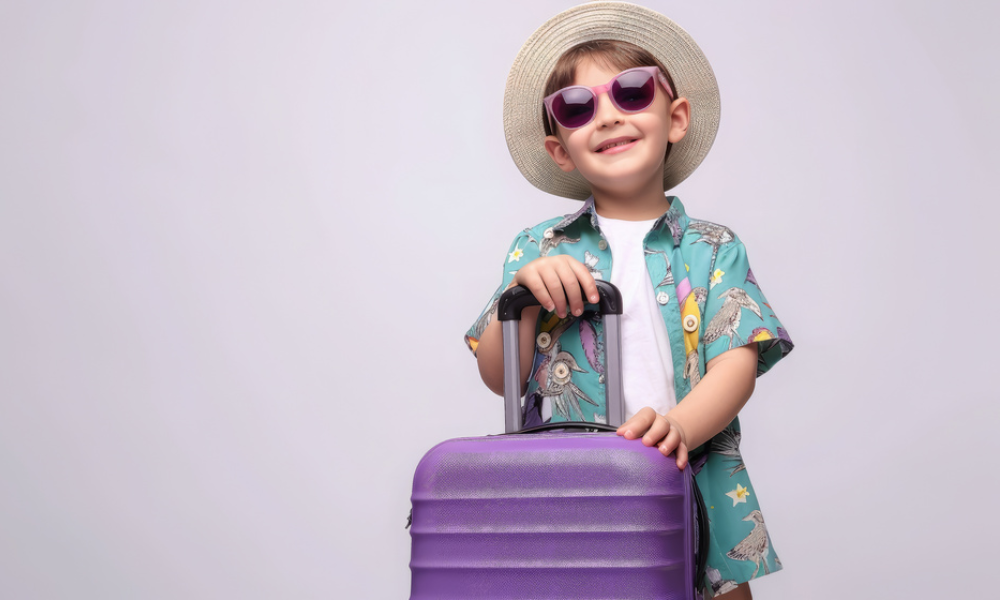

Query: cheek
(561, 133), (592, 159)
(641, 114), (672, 142)
(569, 124), (600, 147)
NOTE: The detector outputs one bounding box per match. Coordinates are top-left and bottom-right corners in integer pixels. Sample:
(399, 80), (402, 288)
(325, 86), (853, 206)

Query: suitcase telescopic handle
(497, 280), (625, 434)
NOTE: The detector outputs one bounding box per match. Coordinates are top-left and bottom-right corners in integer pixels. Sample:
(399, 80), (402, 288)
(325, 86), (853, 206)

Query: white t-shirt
(594, 214), (677, 419)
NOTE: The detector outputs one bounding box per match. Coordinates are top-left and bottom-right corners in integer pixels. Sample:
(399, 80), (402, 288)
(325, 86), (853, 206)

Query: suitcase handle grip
(510, 421), (618, 434)
(497, 279), (623, 321)
(498, 281), (625, 433)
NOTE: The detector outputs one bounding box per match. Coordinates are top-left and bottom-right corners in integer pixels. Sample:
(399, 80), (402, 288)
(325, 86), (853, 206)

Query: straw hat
(503, 1), (720, 200)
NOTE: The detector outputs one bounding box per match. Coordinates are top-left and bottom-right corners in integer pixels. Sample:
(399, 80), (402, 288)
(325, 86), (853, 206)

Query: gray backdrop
(2, 0), (996, 598)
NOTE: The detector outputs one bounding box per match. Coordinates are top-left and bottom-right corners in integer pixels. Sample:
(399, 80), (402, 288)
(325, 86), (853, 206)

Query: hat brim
(503, 1), (720, 200)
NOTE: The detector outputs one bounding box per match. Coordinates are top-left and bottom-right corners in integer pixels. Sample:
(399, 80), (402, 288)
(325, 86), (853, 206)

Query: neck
(591, 177), (671, 221)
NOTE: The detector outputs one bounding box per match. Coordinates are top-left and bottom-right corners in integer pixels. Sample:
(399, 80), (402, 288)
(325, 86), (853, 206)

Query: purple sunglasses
(543, 66), (674, 131)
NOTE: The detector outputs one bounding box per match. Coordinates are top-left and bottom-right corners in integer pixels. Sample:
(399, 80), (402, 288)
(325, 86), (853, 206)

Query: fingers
(551, 255), (598, 318)
(540, 265), (573, 318)
(513, 268), (555, 314)
(641, 412), (672, 447)
(514, 256), (599, 318)
(674, 441), (689, 471)
(555, 262), (585, 317)
(566, 258), (600, 306)
(655, 428), (690, 471)
(616, 407), (656, 439)
(617, 410), (690, 469)
(654, 427), (680, 456)
(654, 417), (689, 469)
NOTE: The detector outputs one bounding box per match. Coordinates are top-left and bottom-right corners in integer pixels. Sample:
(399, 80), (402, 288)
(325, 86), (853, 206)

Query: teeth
(599, 140), (632, 152)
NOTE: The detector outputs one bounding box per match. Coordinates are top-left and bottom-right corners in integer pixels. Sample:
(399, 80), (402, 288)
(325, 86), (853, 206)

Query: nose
(593, 91), (623, 128)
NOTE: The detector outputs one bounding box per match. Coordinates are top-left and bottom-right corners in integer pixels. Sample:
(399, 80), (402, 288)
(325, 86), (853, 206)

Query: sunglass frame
(543, 66), (675, 131)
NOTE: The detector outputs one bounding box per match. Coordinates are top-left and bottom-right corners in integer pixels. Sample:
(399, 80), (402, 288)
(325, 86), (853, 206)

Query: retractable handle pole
(496, 280), (625, 434)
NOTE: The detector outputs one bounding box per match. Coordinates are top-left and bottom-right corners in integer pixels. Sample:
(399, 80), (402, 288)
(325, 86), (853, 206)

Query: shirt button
(683, 314), (700, 332)
(598, 240), (608, 251)
(656, 291), (669, 305)
(543, 227), (555, 239)
(536, 332), (552, 349)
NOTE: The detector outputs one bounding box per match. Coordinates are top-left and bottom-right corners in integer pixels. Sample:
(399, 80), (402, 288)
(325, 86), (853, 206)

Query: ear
(667, 97), (691, 144)
(544, 135), (577, 173)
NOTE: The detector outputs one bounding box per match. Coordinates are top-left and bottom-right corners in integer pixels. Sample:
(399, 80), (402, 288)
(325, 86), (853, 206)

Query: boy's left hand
(616, 407), (690, 470)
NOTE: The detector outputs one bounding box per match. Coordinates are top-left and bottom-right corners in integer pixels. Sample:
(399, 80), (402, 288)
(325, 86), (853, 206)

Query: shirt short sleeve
(464, 230), (541, 356)
(701, 237), (793, 375)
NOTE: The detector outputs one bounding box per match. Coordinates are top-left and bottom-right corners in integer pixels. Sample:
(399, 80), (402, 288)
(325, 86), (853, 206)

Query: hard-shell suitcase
(409, 282), (707, 599)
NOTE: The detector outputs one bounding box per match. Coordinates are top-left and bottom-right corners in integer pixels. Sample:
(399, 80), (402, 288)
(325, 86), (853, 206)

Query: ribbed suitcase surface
(410, 431), (698, 600)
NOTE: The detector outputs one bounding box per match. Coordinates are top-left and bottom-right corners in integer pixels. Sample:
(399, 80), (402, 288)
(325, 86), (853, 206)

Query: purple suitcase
(410, 282), (707, 599)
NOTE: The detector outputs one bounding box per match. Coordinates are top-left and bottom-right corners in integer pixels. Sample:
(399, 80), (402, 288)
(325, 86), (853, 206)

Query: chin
(586, 167), (664, 195)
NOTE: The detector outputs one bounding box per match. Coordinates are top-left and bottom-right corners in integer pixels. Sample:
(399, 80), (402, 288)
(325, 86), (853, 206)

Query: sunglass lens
(611, 70), (656, 111)
(552, 88), (596, 129)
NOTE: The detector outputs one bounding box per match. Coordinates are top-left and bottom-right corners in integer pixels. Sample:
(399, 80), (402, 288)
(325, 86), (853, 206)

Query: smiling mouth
(595, 138), (638, 153)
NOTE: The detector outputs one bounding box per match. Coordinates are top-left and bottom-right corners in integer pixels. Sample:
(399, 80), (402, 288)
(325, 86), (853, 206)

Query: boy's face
(544, 58), (689, 199)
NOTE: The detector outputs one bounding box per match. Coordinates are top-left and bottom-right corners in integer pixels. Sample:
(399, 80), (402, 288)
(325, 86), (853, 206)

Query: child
(465, 3), (793, 598)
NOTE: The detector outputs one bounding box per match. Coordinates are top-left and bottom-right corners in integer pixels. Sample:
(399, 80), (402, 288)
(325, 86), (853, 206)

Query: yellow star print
(725, 483), (750, 507)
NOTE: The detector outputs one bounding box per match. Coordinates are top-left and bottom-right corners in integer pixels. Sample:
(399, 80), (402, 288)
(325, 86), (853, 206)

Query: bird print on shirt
(522, 228), (581, 257)
(691, 286), (708, 312)
(534, 339), (597, 420)
(690, 222), (735, 264)
(726, 510), (772, 579)
(533, 316), (597, 421)
(704, 288), (763, 350)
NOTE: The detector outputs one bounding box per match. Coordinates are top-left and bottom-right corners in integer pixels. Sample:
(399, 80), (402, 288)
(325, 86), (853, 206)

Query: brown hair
(541, 40), (678, 166)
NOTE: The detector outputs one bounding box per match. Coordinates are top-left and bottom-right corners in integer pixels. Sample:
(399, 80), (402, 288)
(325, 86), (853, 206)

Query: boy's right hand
(513, 255), (600, 319)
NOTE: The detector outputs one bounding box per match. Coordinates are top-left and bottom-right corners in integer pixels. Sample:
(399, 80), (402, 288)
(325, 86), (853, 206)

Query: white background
(2, 1), (997, 598)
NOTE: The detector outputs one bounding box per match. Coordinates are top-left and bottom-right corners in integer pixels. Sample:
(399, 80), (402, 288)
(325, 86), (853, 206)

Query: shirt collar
(552, 195), (689, 247)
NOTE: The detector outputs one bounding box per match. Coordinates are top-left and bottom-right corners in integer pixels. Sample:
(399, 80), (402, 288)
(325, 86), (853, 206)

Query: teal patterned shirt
(465, 196), (794, 594)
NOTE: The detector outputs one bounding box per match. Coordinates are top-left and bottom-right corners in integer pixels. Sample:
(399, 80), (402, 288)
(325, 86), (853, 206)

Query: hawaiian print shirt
(465, 196), (794, 594)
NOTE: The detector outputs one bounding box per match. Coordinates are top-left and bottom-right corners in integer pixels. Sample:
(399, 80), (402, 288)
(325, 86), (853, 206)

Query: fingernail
(590, 295), (598, 302)
(572, 308), (582, 316)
